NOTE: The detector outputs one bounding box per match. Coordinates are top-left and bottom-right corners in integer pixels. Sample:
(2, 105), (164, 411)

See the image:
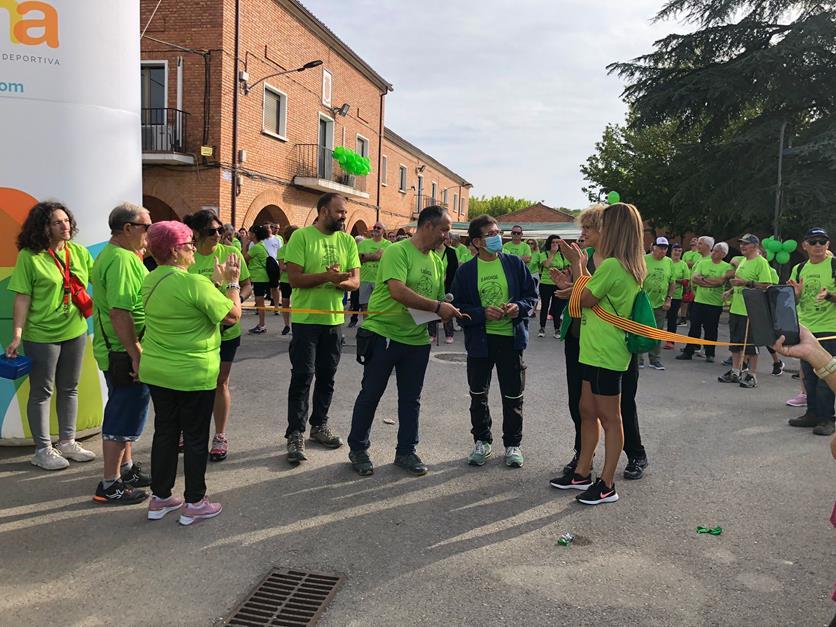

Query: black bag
(107, 351), (136, 387)
(266, 256), (281, 288)
(355, 327), (375, 364)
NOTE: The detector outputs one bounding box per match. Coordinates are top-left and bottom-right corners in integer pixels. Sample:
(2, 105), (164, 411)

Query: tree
(467, 195), (537, 218)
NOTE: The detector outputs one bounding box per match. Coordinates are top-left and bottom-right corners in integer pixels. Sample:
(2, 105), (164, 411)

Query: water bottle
(556, 532), (575, 546)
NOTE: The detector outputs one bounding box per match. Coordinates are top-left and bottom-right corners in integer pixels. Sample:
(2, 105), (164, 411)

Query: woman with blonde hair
(551, 203), (646, 504)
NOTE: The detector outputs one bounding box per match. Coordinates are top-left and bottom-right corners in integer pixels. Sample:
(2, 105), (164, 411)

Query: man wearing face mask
(453, 215), (538, 468)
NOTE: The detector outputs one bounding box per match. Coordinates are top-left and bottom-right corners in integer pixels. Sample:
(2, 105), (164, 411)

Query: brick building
(139, 0), (468, 234)
(500, 202), (575, 224)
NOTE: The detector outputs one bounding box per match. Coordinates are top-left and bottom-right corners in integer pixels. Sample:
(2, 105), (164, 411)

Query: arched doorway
(143, 195), (179, 223)
(351, 220), (368, 237)
(252, 204), (289, 228)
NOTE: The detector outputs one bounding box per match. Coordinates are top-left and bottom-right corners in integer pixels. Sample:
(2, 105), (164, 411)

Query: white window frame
(431, 181), (437, 204)
(355, 133), (370, 158)
(381, 155), (388, 186)
(322, 69), (332, 107)
(442, 188), (448, 206)
(453, 193), (459, 214)
(399, 164), (407, 193)
(262, 83), (288, 141)
(141, 60), (168, 110)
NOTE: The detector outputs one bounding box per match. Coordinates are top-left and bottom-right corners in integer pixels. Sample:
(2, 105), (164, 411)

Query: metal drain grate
(225, 569), (345, 626)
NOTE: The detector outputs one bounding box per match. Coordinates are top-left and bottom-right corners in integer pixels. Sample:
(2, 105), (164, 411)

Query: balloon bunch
(762, 236), (797, 264)
(332, 146), (372, 176)
(606, 190), (621, 205)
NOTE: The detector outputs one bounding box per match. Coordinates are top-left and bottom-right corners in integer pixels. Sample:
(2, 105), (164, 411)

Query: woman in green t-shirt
(243, 224), (278, 334)
(277, 225), (299, 335)
(5, 201), (96, 471)
(537, 235), (570, 338)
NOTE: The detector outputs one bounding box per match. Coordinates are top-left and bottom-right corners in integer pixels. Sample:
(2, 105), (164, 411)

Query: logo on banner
(0, 0), (59, 48)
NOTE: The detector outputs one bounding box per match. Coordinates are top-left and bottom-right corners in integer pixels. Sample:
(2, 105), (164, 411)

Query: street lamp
(241, 59), (323, 95)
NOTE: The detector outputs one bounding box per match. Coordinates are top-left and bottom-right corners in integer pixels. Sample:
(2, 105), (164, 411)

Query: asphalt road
(1, 312), (834, 626)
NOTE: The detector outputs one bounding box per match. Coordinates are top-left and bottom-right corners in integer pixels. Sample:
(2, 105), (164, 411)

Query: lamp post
(241, 59), (323, 95)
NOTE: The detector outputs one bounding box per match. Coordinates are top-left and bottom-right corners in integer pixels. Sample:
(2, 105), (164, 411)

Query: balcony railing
(141, 108), (190, 154)
(292, 144), (367, 194)
(415, 195), (448, 211)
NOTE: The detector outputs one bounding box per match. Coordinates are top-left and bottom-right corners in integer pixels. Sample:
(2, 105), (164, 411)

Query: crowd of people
(4, 193), (835, 523)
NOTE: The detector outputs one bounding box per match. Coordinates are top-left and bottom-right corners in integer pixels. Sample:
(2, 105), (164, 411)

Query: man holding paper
(347, 206), (461, 477)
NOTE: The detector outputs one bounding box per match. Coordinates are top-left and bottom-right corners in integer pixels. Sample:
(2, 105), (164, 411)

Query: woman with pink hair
(140, 221), (242, 525)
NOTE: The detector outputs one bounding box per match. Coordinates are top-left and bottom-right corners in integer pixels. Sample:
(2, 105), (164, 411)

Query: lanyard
(48, 246), (71, 314)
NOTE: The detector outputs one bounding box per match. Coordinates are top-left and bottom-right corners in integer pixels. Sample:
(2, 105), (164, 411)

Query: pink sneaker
(663, 341), (675, 350)
(178, 498), (222, 526)
(147, 494), (184, 520)
(445, 336), (454, 344)
(785, 392), (807, 407)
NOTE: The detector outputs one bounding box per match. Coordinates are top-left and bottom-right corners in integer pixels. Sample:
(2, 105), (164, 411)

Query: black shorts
(279, 282), (292, 299)
(580, 363), (623, 396)
(219, 335), (241, 363)
(253, 282), (271, 298)
(728, 313), (758, 355)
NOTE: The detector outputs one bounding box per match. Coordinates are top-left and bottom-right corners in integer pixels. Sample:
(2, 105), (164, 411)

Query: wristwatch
(226, 283), (241, 291)
(814, 357), (836, 380)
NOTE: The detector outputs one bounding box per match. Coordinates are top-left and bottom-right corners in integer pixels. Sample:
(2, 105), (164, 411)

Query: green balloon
(782, 239), (797, 253)
(766, 250), (775, 261)
(776, 251), (790, 264)
(606, 191), (620, 205)
(766, 239), (782, 253)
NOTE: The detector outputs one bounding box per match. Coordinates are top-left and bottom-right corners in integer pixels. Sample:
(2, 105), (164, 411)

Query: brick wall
(500, 203), (574, 224)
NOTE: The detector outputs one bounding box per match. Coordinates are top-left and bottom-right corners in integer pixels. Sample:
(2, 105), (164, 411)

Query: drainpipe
(376, 90), (385, 222)
(230, 0), (241, 227)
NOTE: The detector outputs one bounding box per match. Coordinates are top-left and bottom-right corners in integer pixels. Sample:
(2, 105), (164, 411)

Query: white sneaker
(31, 447), (70, 471)
(56, 440), (96, 462)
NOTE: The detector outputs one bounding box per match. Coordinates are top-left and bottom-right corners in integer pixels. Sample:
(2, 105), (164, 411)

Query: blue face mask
(483, 234), (503, 254)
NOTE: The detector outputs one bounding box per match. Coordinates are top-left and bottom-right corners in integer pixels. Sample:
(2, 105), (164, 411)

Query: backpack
(793, 256), (836, 282)
(609, 290), (659, 354)
(265, 255), (281, 287)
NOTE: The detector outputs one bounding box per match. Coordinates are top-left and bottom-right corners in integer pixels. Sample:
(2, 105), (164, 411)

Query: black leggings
(666, 298), (682, 333)
(538, 283), (567, 330)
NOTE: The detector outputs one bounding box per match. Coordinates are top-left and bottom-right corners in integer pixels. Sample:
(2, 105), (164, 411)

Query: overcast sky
(303, 0), (688, 209)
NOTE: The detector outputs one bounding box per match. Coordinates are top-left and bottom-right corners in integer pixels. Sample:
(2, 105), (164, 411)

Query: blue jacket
(452, 253), (539, 358)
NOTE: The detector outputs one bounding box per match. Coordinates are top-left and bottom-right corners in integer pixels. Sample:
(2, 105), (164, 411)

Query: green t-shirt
(455, 244), (472, 265)
(357, 238), (391, 283)
(247, 241), (269, 283)
(670, 260), (690, 299)
(283, 225), (360, 326)
(731, 255), (744, 268)
(189, 243), (250, 341)
(790, 258), (836, 332)
(643, 254), (674, 309)
(477, 257), (513, 337)
(362, 240), (444, 346)
(231, 239), (242, 250)
(769, 266), (779, 284)
(579, 257), (640, 372)
(139, 266), (232, 391)
(91, 244), (148, 371)
(682, 250), (702, 268)
(692, 258), (731, 307)
(277, 246), (288, 284)
(730, 255), (773, 316)
(8, 241), (94, 343)
(502, 241), (532, 259)
(527, 250), (542, 275)
(538, 250), (570, 286)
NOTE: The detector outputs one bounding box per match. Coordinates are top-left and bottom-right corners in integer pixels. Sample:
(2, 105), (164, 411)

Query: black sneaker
(394, 452), (428, 476)
(738, 371), (758, 388)
(348, 318), (358, 328)
(675, 353), (692, 361)
(623, 456), (648, 480)
(349, 449), (374, 476)
(788, 413), (819, 428)
(93, 480), (147, 505)
(648, 358), (665, 370)
(576, 478), (619, 505)
(772, 360), (785, 376)
(718, 370), (740, 384)
(550, 472), (593, 490)
(561, 452), (578, 476)
(281, 325), (291, 336)
(121, 461), (151, 487)
(813, 420), (835, 436)
(705, 355), (715, 363)
(310, 425), (343, 448)
(722, 357), (733, 367)
(286, 431), (307, 463)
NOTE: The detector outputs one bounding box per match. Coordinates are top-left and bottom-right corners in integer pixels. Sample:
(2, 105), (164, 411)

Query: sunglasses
(807, 238), (829, 246)
(126, 222), (151, 231)
(203, 227), (224, 236)
(511, 231), (522, 236)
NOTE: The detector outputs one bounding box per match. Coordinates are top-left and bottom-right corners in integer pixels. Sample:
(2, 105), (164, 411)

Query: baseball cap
(738, 233), (760, 245)
(804, 227), (829, 241)
(654, 236), (669, 246)
(671, 242), (682, 249)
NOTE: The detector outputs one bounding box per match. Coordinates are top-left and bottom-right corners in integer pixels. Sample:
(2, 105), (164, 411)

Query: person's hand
(557, 239), (584, 265)
(5, 337), (21, 359)
(729, 277), (747, 287)
(374, 249), (385, 260)
(772, 325), (822, 363)
(662, 298), (672, 311)
(130, 354), (141, 383)
(221, 254), (241, 284)
(438, 302), (462, 322)
(485, 305), (505, 321)
(816, 287), (828, 302)
(787, 278), (803, 298)
(550, 267), (572, 290)
(503, 303), (520, 319)
(324, 265), (350, 285)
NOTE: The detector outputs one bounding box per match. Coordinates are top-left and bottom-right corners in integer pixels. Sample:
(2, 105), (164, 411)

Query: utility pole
(773, 121), (787, 238)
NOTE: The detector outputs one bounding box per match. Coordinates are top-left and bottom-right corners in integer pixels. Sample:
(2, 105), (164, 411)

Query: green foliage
(467, 195), (537, 218)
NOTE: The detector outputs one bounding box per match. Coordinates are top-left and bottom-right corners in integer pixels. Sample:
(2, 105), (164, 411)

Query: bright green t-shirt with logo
(91, 244), (148, 371)
(455, 244), (472, 265)
(357, 238), (391, 283)
(502, 241), (532, 259)
(730, 255), (773, 316)
(189, 243), (250, 341)
(247, 241), (269, 283)
(682, 250), (702, 268)
(671, 259), (690, 299)
(539, 250), (570, 286)
(692, 258), (731, 307)
(8, 241), (94, 343)
(643, 254), (674, 309)
(139, 266), (233, 391)
(790, 258), (836, 333)
(363, 240), (444, 346)
(283, 225), (360, 326)
(580, 257), (640, 372)
(477, 257), (513, 337)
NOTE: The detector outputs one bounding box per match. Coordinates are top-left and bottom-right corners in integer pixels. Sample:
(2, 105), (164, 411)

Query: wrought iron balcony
(415, 195), (448, 211)
(141, 108), (193, 165)
(291, 144), (369, 198)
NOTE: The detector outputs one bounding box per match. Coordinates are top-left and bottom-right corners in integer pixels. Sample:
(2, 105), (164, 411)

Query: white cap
(655, 236), (670, 246)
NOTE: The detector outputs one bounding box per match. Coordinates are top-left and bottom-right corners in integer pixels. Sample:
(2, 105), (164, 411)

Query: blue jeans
(102, 372), (151, 441)
(802, 333), (836, 422)
(348, 332), (431, 455)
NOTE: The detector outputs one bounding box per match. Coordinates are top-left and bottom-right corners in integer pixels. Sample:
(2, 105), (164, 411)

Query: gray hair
(698, 235), (715, 248)
(713, 241), (729, 256)
(222, 223), (236, 237)
(108, 202), (148, 233)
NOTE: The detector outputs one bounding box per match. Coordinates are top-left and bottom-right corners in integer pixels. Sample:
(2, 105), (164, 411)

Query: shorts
(253, 281), (271, 298)
(279, 281), (292, 299)
(220, 335), (241, 363)
(580, 363), (623, 396)
(728, 313), (758, 355)
(101, 372), (151, 441)
(359, 282), (375, 305)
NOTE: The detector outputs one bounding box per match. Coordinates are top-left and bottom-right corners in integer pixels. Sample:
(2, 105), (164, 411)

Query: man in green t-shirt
(283, 193), (360, 463)
(641, 237), (675, 370)
(451, 234), (471, 266)
(90, 203), (153, 505)
(354, 221), (391, 326)
(501, 225), (532, 264)
(787, 227), (836, 434)
(347, 206), (462, 477)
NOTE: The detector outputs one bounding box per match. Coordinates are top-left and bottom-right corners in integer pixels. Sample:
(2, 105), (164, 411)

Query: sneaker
(286, 431), (307, 463)
(147, 494), (184, 520)
(785, 392), (807, 407)
(93, 480), (147, 505)
(648, 358), (665, 370)
(718, 370), (740, 384)
(623, 456), (648, 480)
(209, 433), (228, 462)
(663, 341), (675, 350)
(694, 350), (705, 359)
(576, 478), (619, 505)
(788, 413), (819, 427)
(505, 446), (524, 468)
(121, 461), (151, 487)
(722, 357), (733, 367)
(178, 498), (222, 526)
(537, 328), (545, 338)
(248, 324), (266, 334)
(813, 421), (835, 436)
(394, 452), (428, 476)
(310, 425), (343, 448)
(771, 360), (785, 376)
(561, 452), (578, 476)
(445, 336), (454, 344)
(349, 449), (374, 476)
(553, 331), (560, 339)
(347, 318), (358, 328)
(738, 372), (758, 388)
(705, 355), (715, 363)
(675, 352), (692, 361)
(55, 440), (96, 462)
(467, 440), (493, 466)
(281, 325), (291, 336)
(791, 372), (800, 380)
(638, 358), (645, 369)
(550, 472), (593, 490)
(30, 447), (69, 471)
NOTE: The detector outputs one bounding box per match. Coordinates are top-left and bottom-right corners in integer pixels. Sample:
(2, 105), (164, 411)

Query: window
(399, 165), (407, 192)
(453, 193), (459, 214)
(431, 182), (437, 204)
(356, 134), (369, 158)
(263, 84), (288, 140)
(140, 61), (167, 111)
(322, 69), (332, 107)
(460, 196), (467, 215)
(442, 188), (449, 207)
(381, 155), (388, 185)
(417, 175), (424, 210)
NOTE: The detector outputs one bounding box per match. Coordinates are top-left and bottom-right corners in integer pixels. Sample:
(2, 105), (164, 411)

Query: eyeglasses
(372, 226), (383, 231)
(807, 238), (829, 246)
(177, 240), (197, 250)
(203, 227), (224, 236)
(511, 231), (522, 235)
(126, 222), (151, 231)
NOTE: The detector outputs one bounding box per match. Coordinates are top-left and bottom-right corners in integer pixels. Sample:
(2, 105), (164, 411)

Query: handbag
(97, 311), (137, 387)
(49, 246), (93, 318)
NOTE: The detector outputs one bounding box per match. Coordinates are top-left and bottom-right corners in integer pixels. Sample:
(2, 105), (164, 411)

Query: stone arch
(252, 204), (290, 229)
(350, 219), (368, 237)
(242, 189), (291, 228)
(143, 195), (179, 223)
